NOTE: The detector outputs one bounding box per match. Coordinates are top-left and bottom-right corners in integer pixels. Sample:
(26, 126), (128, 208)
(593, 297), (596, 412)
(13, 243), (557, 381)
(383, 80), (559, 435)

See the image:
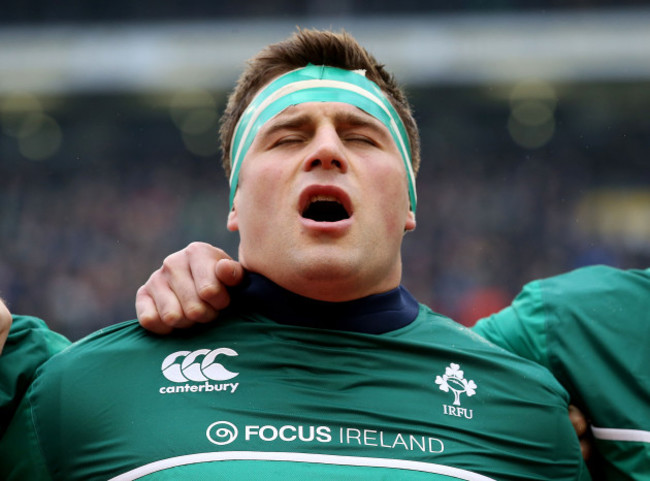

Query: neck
(249, 260), (404, 303)
(230, 272), (419, 334)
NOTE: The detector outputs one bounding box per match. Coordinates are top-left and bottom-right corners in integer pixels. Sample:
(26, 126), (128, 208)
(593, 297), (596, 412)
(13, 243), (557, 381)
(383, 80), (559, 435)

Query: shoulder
(36, 319), (140, 364)
(531, 265), (650, 337)
(472, 265), (650, 362)
(31, 316), (249, 389)
(413, 303), (540, 356)
(35, 318), (191, 377)
(539, 264), (650, 302)
(7, 314), (71, 352)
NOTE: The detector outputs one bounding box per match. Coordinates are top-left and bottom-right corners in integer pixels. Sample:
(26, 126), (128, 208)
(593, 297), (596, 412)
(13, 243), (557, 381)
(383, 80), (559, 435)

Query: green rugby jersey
(0, 315), (71, 439)
(473, 265), (650, 481)
(1, 275), (588, 480)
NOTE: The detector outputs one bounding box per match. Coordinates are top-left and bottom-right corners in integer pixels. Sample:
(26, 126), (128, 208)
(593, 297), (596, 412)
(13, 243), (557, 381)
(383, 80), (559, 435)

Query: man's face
(227, 101), (416, 301)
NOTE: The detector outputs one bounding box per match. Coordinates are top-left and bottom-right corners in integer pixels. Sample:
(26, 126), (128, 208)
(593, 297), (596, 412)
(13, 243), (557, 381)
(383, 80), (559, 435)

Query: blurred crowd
(1, 84), (649, 340)
(5, 0), (650, 25)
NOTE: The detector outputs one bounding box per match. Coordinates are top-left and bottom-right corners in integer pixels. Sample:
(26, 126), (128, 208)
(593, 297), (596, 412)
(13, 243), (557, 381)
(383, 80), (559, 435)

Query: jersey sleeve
(0, 315), (71, 438)
(471, 280), (552, 371)
(0, 386), (53, 480)
(474, 266), (650, 480)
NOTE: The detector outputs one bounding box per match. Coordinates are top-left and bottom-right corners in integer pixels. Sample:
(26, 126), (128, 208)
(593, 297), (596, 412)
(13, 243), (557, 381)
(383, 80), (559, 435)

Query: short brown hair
(219, 28), (420, 177)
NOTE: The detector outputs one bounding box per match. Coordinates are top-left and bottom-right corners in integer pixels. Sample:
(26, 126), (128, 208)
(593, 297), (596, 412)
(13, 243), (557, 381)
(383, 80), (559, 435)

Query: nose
(303, 126), (348, 173)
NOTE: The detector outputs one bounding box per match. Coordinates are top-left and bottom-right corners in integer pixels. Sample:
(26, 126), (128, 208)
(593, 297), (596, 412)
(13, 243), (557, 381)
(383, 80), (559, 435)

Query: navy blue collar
(230, 273), (419, 334)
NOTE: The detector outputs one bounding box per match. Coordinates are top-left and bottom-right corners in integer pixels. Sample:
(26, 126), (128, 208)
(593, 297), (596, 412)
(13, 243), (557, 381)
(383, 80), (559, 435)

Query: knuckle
(185, 241), (210, 257)
(161, 254), (178, 273)
(198, 283), (220, 300)
(137, 277), (157, 293)
(185, 304), (209, 322)
(160, 310), (183, 327)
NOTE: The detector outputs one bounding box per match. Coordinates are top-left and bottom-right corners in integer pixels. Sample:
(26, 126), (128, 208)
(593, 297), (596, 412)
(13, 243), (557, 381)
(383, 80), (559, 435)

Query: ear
(227, 197), (239, 232)
(404, 210), (416, 232)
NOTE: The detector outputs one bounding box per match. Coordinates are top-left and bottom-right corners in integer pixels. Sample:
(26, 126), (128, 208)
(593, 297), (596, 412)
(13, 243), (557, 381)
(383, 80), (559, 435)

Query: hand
(136, 242), (244, 334)
(569, 404), (592, 461)
(0, 298), (12, 355)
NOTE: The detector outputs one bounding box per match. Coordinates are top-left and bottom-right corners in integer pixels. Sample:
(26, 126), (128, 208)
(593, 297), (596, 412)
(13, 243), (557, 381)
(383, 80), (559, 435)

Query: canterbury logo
(161, 348), (239, 383)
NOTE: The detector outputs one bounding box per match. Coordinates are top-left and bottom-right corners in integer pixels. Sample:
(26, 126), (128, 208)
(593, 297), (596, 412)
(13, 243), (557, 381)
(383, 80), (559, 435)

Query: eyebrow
(259, 107), (391, 140)
(259, 112), (313, 138)
(335, 110), (389, 133)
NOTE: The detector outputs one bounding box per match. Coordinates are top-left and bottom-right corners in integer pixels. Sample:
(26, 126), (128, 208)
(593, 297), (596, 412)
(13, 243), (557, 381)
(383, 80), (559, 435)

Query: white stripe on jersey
(109, 451), (497, 481)
(592, 426), (650, 443)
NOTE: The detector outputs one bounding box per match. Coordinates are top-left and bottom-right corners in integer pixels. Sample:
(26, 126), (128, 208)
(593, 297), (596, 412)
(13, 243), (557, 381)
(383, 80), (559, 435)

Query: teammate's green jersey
(0, 275), (587, 480)
(473, 265), (650, 481)
(0, 315), (70, 439)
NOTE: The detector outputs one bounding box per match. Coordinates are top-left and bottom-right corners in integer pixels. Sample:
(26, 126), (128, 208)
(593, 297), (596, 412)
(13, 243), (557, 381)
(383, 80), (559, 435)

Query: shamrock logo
(435, 363), (477, 406)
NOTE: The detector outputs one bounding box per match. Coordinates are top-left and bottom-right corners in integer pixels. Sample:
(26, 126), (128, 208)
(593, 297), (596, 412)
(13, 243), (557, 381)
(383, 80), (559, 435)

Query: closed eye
(270, 135), (305, 148)
(344, 135), (377, 146)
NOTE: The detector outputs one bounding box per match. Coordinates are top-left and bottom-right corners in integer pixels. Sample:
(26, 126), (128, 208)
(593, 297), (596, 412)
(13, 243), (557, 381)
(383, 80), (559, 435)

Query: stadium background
(1, 2), (649, 340)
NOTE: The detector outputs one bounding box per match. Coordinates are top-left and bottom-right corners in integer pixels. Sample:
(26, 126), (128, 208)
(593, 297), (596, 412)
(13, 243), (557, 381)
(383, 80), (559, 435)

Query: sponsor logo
(206, 421), (239, 445)
(205, 421), (444, 454)
(435, 363), (476, 419)
(159, 348), (239, 395)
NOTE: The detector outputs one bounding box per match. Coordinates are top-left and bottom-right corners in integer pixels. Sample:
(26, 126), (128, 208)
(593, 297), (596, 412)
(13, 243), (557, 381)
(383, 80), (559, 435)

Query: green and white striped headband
(229, 63), (417, 212)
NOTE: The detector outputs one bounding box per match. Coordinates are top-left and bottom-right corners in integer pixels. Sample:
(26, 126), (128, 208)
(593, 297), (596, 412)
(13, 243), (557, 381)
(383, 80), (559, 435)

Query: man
(0, 29), (588, 480)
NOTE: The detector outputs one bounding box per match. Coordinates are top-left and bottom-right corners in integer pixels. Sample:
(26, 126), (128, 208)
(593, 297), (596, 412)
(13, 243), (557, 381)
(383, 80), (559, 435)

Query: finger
(568, 405), (588, 437)
(216, 259), (245, 287)
(135, 287), (173, 335)
(143, 269), (195, 329)
(190, 258), (245, 323)
(183, 245), (230, 314)
(162, 252), (217, 324)
(183, 244), (238, 313)
(193, 258), (244, 313)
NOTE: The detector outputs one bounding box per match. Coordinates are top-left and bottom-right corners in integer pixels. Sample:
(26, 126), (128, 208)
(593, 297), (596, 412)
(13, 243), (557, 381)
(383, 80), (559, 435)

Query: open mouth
(301, 195), (351, 222)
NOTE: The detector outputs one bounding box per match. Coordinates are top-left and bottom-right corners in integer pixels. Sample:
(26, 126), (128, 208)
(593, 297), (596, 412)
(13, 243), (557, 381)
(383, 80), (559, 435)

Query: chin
(300, 259), (356, 281)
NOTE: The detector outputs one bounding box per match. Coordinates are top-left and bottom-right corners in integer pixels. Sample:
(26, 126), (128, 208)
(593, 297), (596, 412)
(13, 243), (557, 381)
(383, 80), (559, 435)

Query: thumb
(215, 259), (245, 287)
